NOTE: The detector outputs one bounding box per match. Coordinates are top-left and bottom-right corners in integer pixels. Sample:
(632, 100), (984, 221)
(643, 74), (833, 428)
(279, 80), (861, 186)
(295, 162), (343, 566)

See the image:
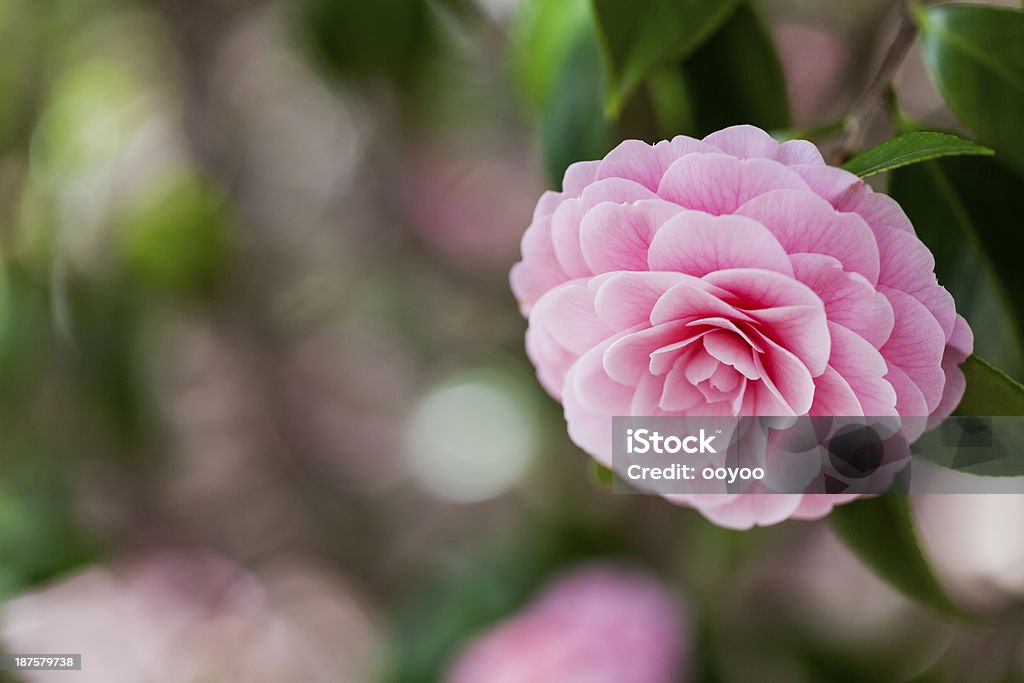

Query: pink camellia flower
(511, 125), (973, 529)
(445, 564), (689, 683)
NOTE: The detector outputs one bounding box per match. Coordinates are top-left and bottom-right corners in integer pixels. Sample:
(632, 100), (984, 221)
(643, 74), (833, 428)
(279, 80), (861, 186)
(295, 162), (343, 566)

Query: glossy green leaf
(830, 496), (972, 621)
(591, 0), (740, 115)
(673, 2), (790, 137)
(510, 0), (590, 111)
(889, 155), (1024, 373)
(541, 28), (612, 187)
(917, 4), (1024, 177)
(842, 132), (991, 178)
(915, 365), (1024, 475)
(955, 355), (1024, 417)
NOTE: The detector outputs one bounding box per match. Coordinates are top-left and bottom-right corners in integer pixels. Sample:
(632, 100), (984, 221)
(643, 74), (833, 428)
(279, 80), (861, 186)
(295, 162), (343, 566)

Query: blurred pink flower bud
(445, 564), (690, 683)
(510, 125), (972, 528)
(1, 554), (383, 683)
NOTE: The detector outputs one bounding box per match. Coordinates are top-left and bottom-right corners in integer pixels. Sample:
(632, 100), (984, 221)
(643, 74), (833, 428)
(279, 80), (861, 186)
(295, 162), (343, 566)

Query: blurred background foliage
(0, 0), (1023, 681)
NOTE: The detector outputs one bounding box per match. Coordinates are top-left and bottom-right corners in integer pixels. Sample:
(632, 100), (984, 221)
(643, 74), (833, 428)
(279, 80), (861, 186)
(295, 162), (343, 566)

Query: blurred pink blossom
(511, 125), (972, 528)
(445, 564), (690, 683)
(405, 140), (546, 275)
(914, 493), (1024, 609)
(1, 554), (383, 683)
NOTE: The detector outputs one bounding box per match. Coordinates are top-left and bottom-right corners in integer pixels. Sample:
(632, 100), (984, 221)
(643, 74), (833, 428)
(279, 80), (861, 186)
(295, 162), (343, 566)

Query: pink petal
(579, 199), (684, 273)
(571, 336), (636, 414)
(873, 224), (935, 289)
(687, 317), (766, 353)
(632, 371), (670, 415)
(790, 164), (864, 206)
(511, 212), (570, 313)
(747, 307), (835, 361)
(777, 140), (825, 166)
(650, 281), (752, 327)
(695, 493), (805, 530)
(790, 253), (894, 348)
(594, 139), (667, 190)
(594, 137), (715, 190)
(647, 212), (794, 277)
(827, 323), (898, 416)
(657, 154), (811, 215)
(790, 494), (858, 521)
(593, 271), (689, 331)
(735, 189), (881, 284)
(679, 398), (736, 416)
(702, 267), (824, 310)
(709, 363), (742, 393)
(930, 349), (967, 422)
(872, 226), (955, 338)
(703, 269), (829, 376)
(525, 322), (575, 400)
(533, 190), (564, 220)
(551, 178), (659, 278)
(684, 349), (720, 384)
(562, 364), (614, 465)
(580, 176), (661, 205)
(730, 378), (750, 414)
(603, 321), (690, 385)
(947, 314), (973, 361)
(879, 287), (947, 413)
(532, 281), (615, 356)
(809, 366), (864, 415)
(549, 199), (591, 278)
(696, 380), (732, 405)
(703, 330), (760, 379)
(913, 285), (956, 341)
(885, 361), (929, 424)
(742, 381), (795, 416)
(562, 159), (600, 196)
(838, 188), (915, 234)
(660, 362), (708, 411)
(702, 124), (781, 159)
(649, 334), (705, 375)
(753, 336), (816, 415)
(510, 261), (565, 316)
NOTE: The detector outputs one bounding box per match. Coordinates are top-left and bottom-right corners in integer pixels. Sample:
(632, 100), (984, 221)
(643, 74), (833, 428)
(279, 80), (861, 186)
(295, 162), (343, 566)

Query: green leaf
(510, 0), (590, 111)
(541, 28), (612, 187)
(841, 132), (991, 178)
(588, 460), (616, 489)
(917, 4), (1024, 178)
(590, 0), (741, 115)
(889, 155), (1024, 373)
(672, 2), (790, 137)
(119, 172), (228, 293)
(830, 496), (972, 621)
(915, 358), (1024, 474)
(299, 0), (434, 83)
(955, 355), (1024, 416)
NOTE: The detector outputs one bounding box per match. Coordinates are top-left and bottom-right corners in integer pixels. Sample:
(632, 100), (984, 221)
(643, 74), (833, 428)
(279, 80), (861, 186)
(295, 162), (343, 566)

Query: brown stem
(831, 4), (918, 164)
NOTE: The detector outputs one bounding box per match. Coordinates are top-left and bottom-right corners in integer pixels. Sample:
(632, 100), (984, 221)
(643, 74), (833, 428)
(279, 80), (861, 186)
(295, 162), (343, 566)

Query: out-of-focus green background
(1, 0), (1024, 681)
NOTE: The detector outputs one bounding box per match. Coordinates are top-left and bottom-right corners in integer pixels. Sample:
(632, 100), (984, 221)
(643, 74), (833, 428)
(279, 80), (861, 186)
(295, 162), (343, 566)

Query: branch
(831, 4), (918, 164)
